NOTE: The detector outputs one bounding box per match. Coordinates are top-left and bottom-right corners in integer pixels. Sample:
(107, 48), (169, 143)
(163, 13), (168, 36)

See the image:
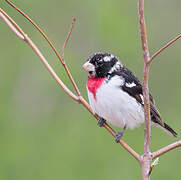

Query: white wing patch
(103, 56), (112, 62)
(103, 54), (115, 62)
(140, 95), (144, 104)
(125, 82), (136, 88)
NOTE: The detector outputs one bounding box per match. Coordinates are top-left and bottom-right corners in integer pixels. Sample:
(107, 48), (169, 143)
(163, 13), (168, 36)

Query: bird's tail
(163, 122), (177, 137)
(152, 122), (177, 137)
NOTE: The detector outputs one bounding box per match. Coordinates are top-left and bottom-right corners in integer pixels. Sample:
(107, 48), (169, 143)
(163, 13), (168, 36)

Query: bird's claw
(97, 118), (106, 127)
(115, 131), (124, 143)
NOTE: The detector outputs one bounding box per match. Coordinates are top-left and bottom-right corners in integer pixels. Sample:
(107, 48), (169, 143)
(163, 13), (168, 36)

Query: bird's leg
(97, 117), (106, 127)
(115, 125), (126, 143)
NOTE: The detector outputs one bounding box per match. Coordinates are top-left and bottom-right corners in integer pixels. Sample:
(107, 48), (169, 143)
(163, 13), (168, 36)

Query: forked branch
(0, 5), (141, 163)
(0, 7), (78, 102)
(138, 0), (181, 179)
(150, 34), (181, 63)
(5, 0), (81, 96)
(152, 140), (181, 159)
(1, 1), (181, 179)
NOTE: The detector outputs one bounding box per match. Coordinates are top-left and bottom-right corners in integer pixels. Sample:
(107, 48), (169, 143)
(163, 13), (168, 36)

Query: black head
(83, 52), (122, 78)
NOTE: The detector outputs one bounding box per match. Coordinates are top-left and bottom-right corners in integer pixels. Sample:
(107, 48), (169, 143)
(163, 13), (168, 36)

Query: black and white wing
(116, 66), (164, 126)
(114, 66), (177, 137)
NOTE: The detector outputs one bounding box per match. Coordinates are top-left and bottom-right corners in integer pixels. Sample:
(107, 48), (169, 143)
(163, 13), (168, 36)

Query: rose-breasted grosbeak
(83, 52), (177, 142)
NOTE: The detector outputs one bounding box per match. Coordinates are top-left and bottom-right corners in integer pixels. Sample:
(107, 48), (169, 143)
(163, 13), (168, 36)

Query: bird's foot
(115, 131), (124, 143)
(97, 118), (106, 127)
(115, 126), (126, 143)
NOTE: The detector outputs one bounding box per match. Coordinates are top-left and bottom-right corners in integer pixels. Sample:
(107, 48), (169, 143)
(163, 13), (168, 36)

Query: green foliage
(0, 0), (181, 179)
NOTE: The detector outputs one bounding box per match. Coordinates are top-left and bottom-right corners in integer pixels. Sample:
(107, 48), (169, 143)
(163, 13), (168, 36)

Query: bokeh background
(0, 0), (181, 179)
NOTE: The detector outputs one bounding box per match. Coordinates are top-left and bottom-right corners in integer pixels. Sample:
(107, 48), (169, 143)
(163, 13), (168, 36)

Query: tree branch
(62, 17), (76, 61)
(3, 1), (180, 177)
(138, 0), (151, 179)
(0, 6), (141, 164)
(5, 0), (81, 97)
(0, 8), (25, 40)
(0, 7), (78, 102)
(149, 34), (181, 63)
(152, 140), (181, 159)
(61, 17), (81, 96)
(0, 10), (24, 40)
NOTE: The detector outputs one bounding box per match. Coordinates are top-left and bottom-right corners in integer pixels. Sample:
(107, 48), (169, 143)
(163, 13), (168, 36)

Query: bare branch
(138, 1), (181, 178)
(2, 1), (181, 179)
(0, 7), (78, 101)
(149, 34), (181, 63)
(61, 17), (81, 96)
(62, 17), (76, 61)
(138, 0), (151, 179)
(1, 7), (141, 164)
(0, 10), (24, 40)
(152, 140), (181, 159)
(26, 35), (79, 101)
(0, 8), (25, 40)
(138, 0), (151, 154)
(5, 0), (64, 63)
(6, 0), (81, 96)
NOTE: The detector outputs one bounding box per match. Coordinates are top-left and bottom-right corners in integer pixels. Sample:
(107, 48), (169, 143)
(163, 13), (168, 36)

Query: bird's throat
(87, 77), (106, 101)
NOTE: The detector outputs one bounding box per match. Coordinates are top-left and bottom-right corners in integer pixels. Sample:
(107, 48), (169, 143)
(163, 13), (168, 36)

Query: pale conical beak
(82, 61), (95, 72)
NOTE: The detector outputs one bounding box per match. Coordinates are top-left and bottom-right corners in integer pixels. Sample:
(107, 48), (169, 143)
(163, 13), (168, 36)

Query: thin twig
(0, 11), (24, 40)
(149, 34), (181, 63)
(0, 7), (78, 102)
(27, 35), (79, 101)
(138, 0), (151, 179)
(6, 0), (81, 96)
(152, 140), (181, 159)
(0, 8), (26, 39)
(62, 17), (76, 61)
(0, 7), (141, 163)
(61, 17), (81, 96)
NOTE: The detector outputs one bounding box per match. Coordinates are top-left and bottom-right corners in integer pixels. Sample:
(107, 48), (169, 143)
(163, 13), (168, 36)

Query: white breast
(87, 76), (144, 129)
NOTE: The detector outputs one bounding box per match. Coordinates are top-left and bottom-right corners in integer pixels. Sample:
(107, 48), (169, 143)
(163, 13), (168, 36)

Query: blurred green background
(0, 0), (181, 179)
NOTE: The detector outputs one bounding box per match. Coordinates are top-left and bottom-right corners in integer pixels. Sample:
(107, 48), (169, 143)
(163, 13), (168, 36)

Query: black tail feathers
(164, 123), (177, 137)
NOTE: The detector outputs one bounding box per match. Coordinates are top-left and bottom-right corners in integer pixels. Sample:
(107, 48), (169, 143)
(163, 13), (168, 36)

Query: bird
(82, 52), (177, 142)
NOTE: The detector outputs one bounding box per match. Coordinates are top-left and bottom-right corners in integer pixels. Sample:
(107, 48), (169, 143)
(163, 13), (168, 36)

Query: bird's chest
(86, 77), (144, 129)
(86, 77), (106, 100)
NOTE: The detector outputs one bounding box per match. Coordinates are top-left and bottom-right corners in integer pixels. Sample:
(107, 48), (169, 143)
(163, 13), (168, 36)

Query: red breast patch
(87, 78), (105, 100)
